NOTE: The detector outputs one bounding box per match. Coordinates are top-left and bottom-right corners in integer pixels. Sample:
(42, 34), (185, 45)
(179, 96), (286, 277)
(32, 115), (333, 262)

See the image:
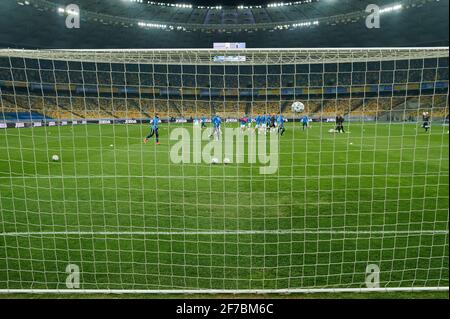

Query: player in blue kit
(144, 114), (161, 145)
(210, 114), (222, 140)
(255, 115), (261, 129)
(266, 114), (274, 133)
(301, 115), (309, 131)
(258, 114), (266, 134)
(247, 115), (253, 129)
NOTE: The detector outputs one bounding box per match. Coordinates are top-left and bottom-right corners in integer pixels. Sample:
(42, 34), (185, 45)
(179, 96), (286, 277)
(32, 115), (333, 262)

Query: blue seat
(0, 112), (53, 121)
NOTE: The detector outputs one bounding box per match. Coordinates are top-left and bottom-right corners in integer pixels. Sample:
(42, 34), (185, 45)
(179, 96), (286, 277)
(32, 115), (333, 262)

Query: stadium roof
(2, 0), (448, 49)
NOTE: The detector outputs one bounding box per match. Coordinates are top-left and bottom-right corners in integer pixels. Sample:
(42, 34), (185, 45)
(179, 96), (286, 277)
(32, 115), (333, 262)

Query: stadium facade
(0, 0), (448, 49)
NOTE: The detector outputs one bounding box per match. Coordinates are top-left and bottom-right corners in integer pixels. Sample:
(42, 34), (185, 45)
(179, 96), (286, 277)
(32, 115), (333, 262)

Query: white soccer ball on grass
(223, 158), (231, 165)
(52, 155), (60, 162)
(211, 158), (219, 165)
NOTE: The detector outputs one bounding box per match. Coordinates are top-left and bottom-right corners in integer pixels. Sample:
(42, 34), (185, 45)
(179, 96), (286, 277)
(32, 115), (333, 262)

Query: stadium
(0, 0), (448, 301)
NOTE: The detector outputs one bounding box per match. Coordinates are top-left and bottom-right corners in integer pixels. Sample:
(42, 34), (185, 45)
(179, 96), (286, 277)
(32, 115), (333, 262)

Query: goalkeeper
(422, 112), (431, 132)
(144, 114), (161, 145)
(335, 114), (345, 133)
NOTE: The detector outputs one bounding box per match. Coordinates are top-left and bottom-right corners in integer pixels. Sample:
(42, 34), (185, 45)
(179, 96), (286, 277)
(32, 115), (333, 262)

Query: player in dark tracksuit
(277, 114), (286, 136)
(267, 114), (277, 132)
(201, 116), (207, 128)
(144, 114), (160, 145)
(336, 114), (345, 133)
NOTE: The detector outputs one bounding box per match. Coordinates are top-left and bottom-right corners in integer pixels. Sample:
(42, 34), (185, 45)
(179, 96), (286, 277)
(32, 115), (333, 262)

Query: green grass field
(0, 122), (448, 295)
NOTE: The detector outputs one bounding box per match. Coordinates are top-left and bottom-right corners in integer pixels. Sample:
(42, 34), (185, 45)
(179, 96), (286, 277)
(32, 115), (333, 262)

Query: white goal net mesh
(0, 48), (448, 293)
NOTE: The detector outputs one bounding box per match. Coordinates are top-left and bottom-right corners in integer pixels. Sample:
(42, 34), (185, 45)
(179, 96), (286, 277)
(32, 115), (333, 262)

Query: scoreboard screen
(213, 43), (246, 62)
(213, 42), (246, 49)
(213, 55), (246, 62)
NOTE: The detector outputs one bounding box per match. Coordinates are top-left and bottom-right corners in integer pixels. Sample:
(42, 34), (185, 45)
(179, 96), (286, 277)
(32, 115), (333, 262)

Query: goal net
(0, 48), (448, 294)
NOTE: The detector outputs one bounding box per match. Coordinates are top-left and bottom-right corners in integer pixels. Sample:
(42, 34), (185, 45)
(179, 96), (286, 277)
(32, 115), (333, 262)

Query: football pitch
(0, 122), (448, 293)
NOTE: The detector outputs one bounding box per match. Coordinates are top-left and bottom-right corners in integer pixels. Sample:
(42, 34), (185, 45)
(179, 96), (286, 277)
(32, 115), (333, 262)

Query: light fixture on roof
(138, 21), (168, 29)
(56, 6), (79, 16)
(128, 0), (317, 10)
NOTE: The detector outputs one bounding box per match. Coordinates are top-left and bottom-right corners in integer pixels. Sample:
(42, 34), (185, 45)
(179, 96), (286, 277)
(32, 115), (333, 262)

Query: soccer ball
(211, 158), (219, 165)
(52, 155), (60, 162)
(291, 101), (305, 113)
(223, 158), (231, 165)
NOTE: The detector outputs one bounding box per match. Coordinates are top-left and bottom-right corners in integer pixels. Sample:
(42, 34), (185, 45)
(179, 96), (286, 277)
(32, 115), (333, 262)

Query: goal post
(0, 48), (448, 294)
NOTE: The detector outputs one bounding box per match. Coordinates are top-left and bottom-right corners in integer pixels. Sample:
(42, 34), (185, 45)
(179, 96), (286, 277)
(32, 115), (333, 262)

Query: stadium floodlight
(57, 6), (79, 16)
(292, 20), (319, 28)
(125, 0), (316, 9)
(0, 48), (448, 295)
(138, 21), (167, 29)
